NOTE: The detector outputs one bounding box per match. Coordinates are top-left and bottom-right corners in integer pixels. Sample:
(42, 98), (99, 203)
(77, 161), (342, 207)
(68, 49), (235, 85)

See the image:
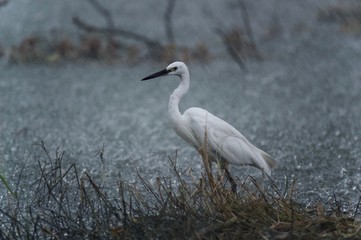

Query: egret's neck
(168, 72), (190, 125)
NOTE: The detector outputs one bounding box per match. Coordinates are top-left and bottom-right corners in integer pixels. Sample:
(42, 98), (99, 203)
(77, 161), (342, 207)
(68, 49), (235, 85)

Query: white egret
(141, 62), (276, 192)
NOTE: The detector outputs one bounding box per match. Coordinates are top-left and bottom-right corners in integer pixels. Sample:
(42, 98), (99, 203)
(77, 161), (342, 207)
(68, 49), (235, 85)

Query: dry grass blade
(1, 143), (361, 239)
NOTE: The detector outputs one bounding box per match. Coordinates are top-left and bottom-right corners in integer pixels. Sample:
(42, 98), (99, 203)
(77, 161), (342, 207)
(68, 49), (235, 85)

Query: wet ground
(0, 0), (360, 208)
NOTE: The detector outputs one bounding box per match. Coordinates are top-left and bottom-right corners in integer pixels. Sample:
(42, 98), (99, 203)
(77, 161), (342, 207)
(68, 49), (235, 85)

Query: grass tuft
(1, 143), (361, 239)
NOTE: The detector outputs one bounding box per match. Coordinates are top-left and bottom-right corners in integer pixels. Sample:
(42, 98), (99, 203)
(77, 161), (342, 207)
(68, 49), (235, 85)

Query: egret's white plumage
(142, 62), (276, 189)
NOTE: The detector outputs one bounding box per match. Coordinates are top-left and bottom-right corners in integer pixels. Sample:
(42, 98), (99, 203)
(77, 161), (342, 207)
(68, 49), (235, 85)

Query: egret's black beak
(141, 69), (169, 81)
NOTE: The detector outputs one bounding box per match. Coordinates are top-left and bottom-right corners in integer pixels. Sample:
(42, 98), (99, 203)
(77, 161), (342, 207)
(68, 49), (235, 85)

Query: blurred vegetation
(0, 0), (263, 67)
(318, 4), (361, 35)
(0, 1), (359, 67)
(6, 34), (213, 65)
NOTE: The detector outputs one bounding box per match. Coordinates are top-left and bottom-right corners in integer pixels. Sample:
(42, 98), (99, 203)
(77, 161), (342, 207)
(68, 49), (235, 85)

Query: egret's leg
(259, 170), (265, 192)
(199, 149), (216, 189)
(252, 169), (266, 192)
(224, 168), (237, 193)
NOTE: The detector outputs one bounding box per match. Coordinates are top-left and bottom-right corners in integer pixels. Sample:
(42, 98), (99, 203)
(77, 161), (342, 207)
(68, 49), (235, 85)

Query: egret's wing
(258, 148), (277, 169)
(184, 108), (247, 142)
(184, 108), (276, 174)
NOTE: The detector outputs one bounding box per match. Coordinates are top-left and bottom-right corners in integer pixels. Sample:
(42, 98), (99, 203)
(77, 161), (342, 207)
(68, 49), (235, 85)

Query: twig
(84, 172), (122, 221)
(164, 0), (177, 45)
(0, 0), (8, 8)
(72, 16), (162, 49)
(86, 0), (114, 29)
(136, 169), (163, 206)
(215, 28), (247, 72)
(95, 142), (105, 164)
(118, 181), (128, 228)
(238, 1), (254, 46)
(168, 154), (191, 195)
(237, 0), (261, 60)
(85, 0), (115, 42)
(39, 140), (53, 167)
(353, 186), (361, 220)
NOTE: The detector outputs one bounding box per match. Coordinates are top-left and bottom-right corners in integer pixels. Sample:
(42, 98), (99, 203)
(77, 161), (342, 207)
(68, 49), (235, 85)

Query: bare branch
(237, 0), (261, 59)
(85, 0), (116, 43)
(73, 0), (184, 61)
(72, 16), (161, 49)
(215, 28), (247, 72)
(164, 0), (177, 44)
(238, 0), (254, 45)
(73, 0), (167, 60)
(0, 0), (9, 8)
(86, 0), (114, 30)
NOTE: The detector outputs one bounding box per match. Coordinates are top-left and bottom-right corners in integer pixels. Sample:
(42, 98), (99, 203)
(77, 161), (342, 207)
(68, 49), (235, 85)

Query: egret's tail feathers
(259, 150), (277, 170)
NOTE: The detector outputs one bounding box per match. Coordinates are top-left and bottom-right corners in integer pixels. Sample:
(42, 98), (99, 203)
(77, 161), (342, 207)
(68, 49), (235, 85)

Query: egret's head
(166, 61), (187, 77)
(141, 61), (188, 81)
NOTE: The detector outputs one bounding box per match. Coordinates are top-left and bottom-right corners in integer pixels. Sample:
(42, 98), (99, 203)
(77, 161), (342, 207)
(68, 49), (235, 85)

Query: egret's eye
(170, 67), (177, 72)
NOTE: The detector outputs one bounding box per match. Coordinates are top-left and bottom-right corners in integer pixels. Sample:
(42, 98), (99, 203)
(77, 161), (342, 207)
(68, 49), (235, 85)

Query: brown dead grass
(1, 142), (361, 239)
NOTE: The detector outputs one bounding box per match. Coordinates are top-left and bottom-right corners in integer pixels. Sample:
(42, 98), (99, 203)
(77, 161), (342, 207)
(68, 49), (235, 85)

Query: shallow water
(0, 0), (361, 208)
